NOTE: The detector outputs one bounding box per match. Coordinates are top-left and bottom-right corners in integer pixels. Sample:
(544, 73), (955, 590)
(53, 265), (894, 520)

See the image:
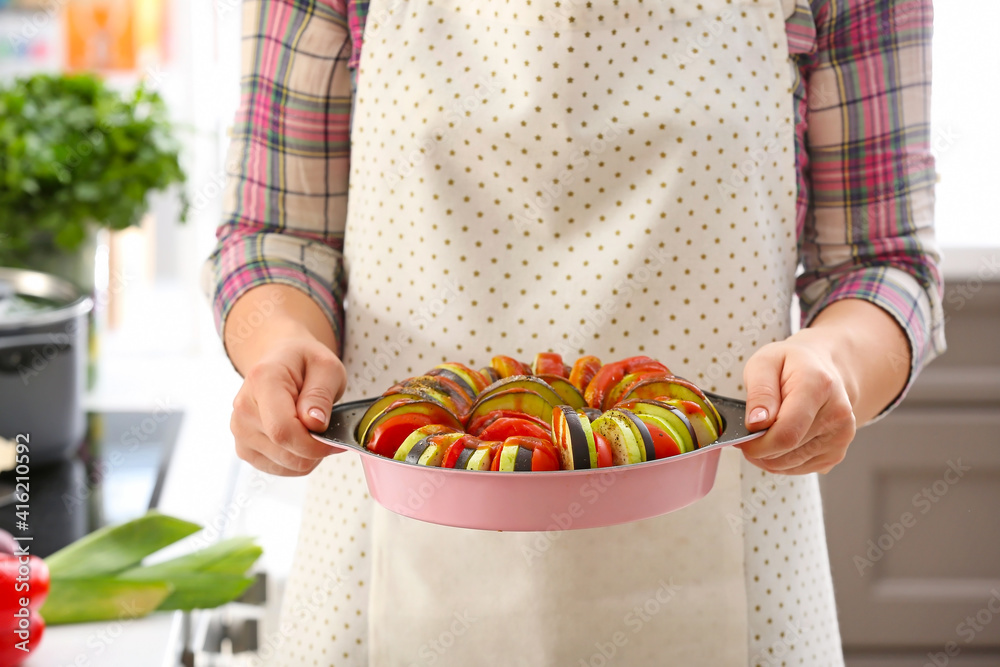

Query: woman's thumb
(296, 355), (346, 431)
(743, 347), (782, 431)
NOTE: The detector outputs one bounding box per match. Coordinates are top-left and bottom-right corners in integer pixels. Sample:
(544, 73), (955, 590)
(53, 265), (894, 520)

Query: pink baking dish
(310, 392), (764, 532)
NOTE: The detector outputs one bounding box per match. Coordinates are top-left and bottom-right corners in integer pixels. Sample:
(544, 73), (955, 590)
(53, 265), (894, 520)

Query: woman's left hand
(737, 328), (858, 475)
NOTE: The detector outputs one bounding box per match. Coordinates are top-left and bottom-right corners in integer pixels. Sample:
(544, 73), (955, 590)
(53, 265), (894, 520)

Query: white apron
(271, 0), (844, 664)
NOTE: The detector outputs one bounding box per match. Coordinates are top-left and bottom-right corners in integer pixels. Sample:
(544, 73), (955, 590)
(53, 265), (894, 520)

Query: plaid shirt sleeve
(788, 0), (946, 418)
(203, 0), (352, 352)
(207, 0), (946, 411)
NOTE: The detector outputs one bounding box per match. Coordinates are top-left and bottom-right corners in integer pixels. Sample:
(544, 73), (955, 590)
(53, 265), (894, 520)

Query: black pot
(0, 268), (94, 465)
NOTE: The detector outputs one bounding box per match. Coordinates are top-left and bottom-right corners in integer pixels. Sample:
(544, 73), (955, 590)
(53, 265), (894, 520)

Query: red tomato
(568, 356), (602, 393)
(476, 417), (551, 442)
(490, 355), (532, 378)
(498, 436), (560, 471)
(604, 369), (671, 408)
(532, 353), (566, 377)
(467, 410), (551, 436)
(594, 432), (614, 468)
(366, 413), (439, 458)
(0, 556), (49, 618)
(441, 435), (480, 469)
(640, 418), (683, 459)
(620, 356), (670, 374)
(584, 361), (626, 409)
(489, 442), (503, 471)
(586, 356), (673, 409)
(531, 441), (561, 471)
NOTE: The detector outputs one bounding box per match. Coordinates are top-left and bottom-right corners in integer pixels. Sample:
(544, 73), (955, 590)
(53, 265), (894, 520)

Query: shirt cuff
(797, 265), (946, 422)
(203, 230), (345, 356)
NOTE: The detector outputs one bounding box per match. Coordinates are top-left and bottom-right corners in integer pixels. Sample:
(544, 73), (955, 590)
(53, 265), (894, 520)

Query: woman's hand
(738, 299), (911, 475)
(226, 285), (347, 476)
(737, 329), (856, 474)
(231, 331), (347, 476)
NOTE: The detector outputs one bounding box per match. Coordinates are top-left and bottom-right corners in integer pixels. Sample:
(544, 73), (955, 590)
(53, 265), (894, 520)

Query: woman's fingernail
(308, 408), (326, 423)
(748, 407), (769, 425)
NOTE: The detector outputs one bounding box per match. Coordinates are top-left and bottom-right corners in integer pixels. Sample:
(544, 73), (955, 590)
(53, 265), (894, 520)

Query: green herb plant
(0, 73), (188, 266)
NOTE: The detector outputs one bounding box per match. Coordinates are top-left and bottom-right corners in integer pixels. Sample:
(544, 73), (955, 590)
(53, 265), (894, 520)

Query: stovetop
(0, 410), (183, 557)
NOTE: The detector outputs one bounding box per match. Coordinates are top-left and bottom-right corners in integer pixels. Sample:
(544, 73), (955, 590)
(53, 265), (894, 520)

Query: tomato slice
(568, 355), (602, 393)
(639, 418), (683, 459)
(584, 361), (626, 409)
(620, 356), (670, 374)
(441, 435), (476, 469)
(489, 442), (504, 471)
(490, 355), (532, 379)
(593, 432), (614, 468)
(476, 417), (551, 441)
(367, 413), (440, 458)
(604, 370), (674, 409)
(531, 440), (561, 471)
(467, 409), (551, 436)
(532, 352), (566, 377)
(495, 436), (561, 471)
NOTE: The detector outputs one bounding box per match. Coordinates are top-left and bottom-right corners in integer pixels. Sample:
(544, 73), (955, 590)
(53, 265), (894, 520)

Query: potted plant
(0, 72), (188, 289)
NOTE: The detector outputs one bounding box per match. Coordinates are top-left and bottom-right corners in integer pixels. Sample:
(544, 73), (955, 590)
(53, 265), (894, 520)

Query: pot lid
(0, 267), (94, 330)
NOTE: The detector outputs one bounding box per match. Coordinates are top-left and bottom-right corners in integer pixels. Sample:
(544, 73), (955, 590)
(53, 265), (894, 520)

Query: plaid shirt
(205, 0), (946, 409)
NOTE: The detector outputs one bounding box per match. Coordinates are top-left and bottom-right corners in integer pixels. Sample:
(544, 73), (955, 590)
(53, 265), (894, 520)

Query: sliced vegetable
(474, 375), (565, 408)
(568, 355), (602, 393)
(617, 399), (697, 454)
(621, 376), (722, 432)
(466, 409), (551, 436)
(593, 432), (614, 468)
(364, 401), (463, 458)
(591, 412), (643, 466)
(433, 362), (491, 394)
(465, 443), (500, 470)
(393, 424), (461, 462)
(532, 352), (565, 377)
(476, 417), (552, 442)
(355, 393), (423, 444)
(661, 398), (719, 447)
(490, 355), (531, 379)
(552, 406), (597, 470)
(615, 409), (656, 463)
(466, 388), (555, 430)
(636, 414), (684, 459)
(536, 375), (587, 409)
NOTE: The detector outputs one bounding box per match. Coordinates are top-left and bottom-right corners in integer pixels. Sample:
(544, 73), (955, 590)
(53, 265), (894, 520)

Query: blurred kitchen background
(0, 0), (997, 665)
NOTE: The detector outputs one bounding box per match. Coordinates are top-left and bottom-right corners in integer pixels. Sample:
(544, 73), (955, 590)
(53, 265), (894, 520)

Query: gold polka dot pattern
(273, 0), (844, 664)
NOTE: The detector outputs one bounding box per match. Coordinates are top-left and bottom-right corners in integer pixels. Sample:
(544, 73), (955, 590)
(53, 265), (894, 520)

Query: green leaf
(119, 537), (262, 580)
(117, 537), (263, 611)
(200, 546), (263, 575)
(39, 578), (172, 626)
(45, 511), (201, 579)
(152, 574), (256, 611)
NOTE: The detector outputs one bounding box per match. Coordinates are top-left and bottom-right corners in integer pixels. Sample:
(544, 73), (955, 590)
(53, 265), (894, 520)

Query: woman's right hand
(225, 285), (347, 476)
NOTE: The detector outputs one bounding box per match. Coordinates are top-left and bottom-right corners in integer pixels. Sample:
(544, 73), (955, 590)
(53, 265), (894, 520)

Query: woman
(206, 0), (944, 664)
